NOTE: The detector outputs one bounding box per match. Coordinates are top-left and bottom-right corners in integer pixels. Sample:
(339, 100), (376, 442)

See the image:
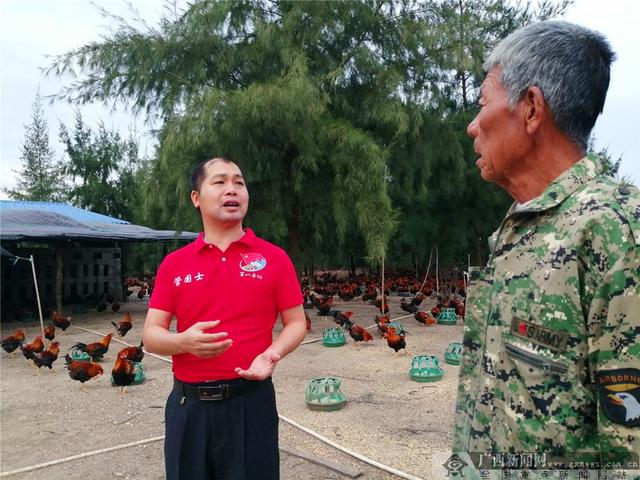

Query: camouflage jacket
(452, 155), (640, 472)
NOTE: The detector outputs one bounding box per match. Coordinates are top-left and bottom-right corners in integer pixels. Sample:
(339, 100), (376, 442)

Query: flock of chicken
(303, 271), (466, 355)
(1, 310), (144, 394)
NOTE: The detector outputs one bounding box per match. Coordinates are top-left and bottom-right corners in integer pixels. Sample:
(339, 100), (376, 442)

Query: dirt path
(0, 295), (462, 479)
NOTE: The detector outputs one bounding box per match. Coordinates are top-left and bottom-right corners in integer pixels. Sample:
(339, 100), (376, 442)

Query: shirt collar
(194, 228), (256, 252)
(508, 153), (602, 214)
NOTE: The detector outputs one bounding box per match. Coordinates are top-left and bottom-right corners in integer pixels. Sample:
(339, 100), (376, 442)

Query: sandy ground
(0, 294), (463, 479)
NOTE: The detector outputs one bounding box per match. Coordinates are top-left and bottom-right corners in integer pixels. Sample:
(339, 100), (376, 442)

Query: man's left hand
(235, 349), (281, 380)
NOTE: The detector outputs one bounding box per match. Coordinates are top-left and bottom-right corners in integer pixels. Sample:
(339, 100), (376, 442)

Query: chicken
(374, 314), (390, 338)
(32, 341), (61, 372)
(65, 354), (104, 388)
(400, 298), (418, 314)
(44, 325), (56, 341)
(305, 311), (312, 332)
(362, 286), (377, 303)
(117, 341), (144, 363)
(384, 327), (407, 355)
(96, 302), (107, 312)
(71, 333), (113, 362)
(111, 356), (136, 395)
(414, 311), (436, 326)
(411, 292), (426, 307)
(1, 329), (26, 354)
(111, 312), (133, 338)
(111, 302), (121, 313)
(431, 306), (441, 318)
(312, 295), (333, 316)
(344, 320), (374, 346)
(51, 311), (71, 332)
(20, 336), (44, 360)
(333, 311), (353, 327)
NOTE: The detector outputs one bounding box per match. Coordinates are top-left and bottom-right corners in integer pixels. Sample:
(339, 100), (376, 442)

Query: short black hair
(190, 156), (236, 192)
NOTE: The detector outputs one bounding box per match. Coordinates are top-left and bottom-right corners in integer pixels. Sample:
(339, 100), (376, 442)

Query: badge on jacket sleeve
(596, 369), (640, 427)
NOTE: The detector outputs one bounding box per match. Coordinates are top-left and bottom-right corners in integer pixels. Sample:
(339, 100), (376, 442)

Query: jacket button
(221, 257), (226, 262)
(618, 185), (631, 195)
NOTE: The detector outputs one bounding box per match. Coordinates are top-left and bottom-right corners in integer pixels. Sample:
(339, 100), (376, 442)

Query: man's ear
(191, 190), (200, 209)
(523, 86), (546, 134)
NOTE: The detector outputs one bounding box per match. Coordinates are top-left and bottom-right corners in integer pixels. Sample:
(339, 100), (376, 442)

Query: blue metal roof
(0, 200), (198, 242)
(0, 200), (130, 224)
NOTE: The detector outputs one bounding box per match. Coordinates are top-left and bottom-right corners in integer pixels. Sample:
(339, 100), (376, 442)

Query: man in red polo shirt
(143, 156), (306, 480)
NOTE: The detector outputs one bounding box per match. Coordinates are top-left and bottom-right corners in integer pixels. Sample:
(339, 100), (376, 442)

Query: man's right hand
(180, 320), (233, 358)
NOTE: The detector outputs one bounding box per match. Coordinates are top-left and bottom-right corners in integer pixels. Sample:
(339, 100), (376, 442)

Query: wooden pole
(435, 244), (439, 297)
(380, 255), (385, 315)
(30, 255), (45, 339)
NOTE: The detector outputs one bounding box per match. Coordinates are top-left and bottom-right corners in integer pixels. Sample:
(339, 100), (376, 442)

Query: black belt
(174, 377), (258, 402)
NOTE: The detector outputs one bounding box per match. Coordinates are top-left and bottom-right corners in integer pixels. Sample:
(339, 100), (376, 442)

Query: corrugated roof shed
(0, 200), (197, 242)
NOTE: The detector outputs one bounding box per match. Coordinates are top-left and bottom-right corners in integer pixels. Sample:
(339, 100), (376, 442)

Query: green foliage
(58, 110), (141, 220)
(47, 0), (570, 271)
(588, 136), (624, 179)
(5, 95), (66, 201)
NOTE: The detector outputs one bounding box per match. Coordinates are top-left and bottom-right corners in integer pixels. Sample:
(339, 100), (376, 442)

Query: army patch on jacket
(596, 369), (640, 427)
(509, 317), (568, 352)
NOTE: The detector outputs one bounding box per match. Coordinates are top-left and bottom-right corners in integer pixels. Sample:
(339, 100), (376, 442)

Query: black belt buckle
(198, 384), (229, 401)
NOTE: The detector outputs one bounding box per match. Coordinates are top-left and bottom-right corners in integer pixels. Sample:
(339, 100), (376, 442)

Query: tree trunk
(287, 212), (302, 279)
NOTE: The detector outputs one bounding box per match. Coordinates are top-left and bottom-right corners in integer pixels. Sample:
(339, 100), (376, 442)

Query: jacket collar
(507, 154), (602, 215)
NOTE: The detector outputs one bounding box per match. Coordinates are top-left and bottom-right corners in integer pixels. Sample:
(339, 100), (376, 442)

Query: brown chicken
(1, 329), (26, 354)
(384, 327), (407, 355)
(111, 312), (133, 338)
(44, 325), (56, 341)
(333, 311), (353, 327)
(117, 341), (144, 363)
(414, 311), (436, 326)
(312, 295), (334, 316)
(305, 311), (312, 332)
(71, 333), (113, 362)
(65, 354), (104, 388)
(400, 298), (419, 314)
(362, 286), (377, 302)
(344, 320), (374, 346)
(111, 302), (121, 313)
(112, 356), (136, 394)
(51, 311), (71, 332)
(32, 341), (61, 372)
(20, 336), (44, 360)
(411, 292), (426, 307)
(375, 314), (390, 337)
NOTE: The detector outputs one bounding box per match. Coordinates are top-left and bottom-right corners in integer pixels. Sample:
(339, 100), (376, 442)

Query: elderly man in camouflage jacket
(452, 20), (640, 477)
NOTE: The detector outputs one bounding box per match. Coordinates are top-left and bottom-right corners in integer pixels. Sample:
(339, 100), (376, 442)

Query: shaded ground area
(0, 293), (462, 479)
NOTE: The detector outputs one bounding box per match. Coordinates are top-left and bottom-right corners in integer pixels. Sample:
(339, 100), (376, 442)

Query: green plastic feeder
(444, 342), (463, 365)
(322, 327), (346, 347)
(305, 377), (347, 411)
(437, 307), (458, 325)
(387, 321), (405, 335)
(69, 350), (92, 362)
(409, 355), (444, 382)
(110, 362), (146, 386)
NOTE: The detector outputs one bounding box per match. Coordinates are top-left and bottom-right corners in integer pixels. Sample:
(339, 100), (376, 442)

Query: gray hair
(485, 21), (615, 150)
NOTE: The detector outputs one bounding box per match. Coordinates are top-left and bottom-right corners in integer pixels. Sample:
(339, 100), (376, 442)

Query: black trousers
(164, 377), (279, 480)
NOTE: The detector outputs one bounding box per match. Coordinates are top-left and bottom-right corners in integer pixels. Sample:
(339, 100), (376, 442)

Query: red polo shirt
(149, 228), (302, 382)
